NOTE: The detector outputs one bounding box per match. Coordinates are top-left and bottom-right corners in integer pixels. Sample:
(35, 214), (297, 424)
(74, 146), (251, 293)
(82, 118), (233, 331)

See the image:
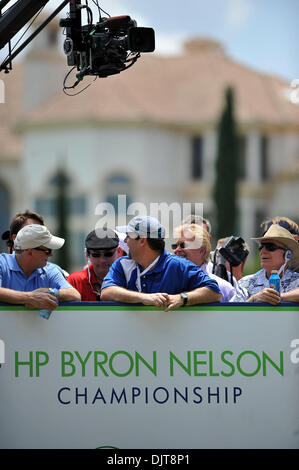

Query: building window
(0, 182), (11, 253)
(35, 198), (55, 217)
(260, 136), (270, 181)
(35, 196), (87, 217)
(68, 197), (87, 215)
(238, 135), (247, 180)
(191, 136), (203, 180)
(104, 174), (132, 215)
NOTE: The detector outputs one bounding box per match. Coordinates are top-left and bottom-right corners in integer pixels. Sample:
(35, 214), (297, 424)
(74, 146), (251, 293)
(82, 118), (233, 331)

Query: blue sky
(97, 0), (298, 81)
(1, 0), (299, 81)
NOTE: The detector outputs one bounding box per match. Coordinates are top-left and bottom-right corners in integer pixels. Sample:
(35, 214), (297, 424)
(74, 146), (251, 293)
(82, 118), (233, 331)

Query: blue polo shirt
(101, 250), (221, 295)
(0, 253), (72, 291)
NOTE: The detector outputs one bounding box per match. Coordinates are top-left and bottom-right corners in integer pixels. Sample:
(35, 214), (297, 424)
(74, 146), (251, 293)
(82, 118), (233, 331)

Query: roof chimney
(184, 37), (225, 55)
(23, 12), (66, 111)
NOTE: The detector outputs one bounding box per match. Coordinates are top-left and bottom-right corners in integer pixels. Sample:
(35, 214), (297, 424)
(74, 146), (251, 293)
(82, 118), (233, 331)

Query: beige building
(1, 21), (299, 267)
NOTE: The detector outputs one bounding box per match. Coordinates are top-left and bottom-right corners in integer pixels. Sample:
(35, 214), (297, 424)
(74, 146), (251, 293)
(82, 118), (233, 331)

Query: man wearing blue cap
(101, 216), (221, 310)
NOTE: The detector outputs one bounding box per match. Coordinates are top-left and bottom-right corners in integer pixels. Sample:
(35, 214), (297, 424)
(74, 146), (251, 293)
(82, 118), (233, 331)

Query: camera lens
(128, 27), (155, 52)
(63, 38), (73, 56)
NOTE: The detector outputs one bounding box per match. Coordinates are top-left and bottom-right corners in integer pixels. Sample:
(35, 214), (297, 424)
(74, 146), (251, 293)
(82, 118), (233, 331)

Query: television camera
(0, 0), (155, 91)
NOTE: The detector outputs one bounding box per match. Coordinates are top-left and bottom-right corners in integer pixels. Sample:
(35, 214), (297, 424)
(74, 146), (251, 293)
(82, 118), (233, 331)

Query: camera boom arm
(0, 0), (73, 72)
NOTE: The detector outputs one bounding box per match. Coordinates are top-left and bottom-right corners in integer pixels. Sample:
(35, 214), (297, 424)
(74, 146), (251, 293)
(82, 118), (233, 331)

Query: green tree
(213, 86), (239, 240)
(55, 168), (70, 272)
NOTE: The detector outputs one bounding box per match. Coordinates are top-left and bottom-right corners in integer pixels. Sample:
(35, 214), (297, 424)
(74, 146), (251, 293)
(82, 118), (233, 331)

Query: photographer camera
(211, 236), (249, 286)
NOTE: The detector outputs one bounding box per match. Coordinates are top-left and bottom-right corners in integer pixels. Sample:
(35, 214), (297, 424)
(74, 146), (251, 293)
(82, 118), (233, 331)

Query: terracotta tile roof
(2, 38), (299, 160)
(22, 39), (299, 129)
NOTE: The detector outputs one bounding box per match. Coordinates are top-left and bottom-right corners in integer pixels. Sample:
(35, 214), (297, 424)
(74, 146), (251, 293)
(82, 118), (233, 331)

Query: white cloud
(154, 33), (185, 56)
(226, 0), (253, 31)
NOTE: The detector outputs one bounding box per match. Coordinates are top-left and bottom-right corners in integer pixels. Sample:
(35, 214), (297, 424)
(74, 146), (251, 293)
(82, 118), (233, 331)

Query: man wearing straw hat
(230, 224), (299, 304)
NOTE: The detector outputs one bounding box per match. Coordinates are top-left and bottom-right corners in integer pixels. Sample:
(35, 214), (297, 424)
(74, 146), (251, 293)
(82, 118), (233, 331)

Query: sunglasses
(171, 242), (186, 250)
(88, 250), (116, 258)
(258, 243), (286, 252)
(33, 247), (52, 256)
(264, 220), (298, 236)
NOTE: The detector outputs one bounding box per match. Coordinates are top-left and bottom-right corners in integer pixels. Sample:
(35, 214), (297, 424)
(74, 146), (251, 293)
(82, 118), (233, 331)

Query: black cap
(85, 229), (119, 250)
(1, 230), (10, 241)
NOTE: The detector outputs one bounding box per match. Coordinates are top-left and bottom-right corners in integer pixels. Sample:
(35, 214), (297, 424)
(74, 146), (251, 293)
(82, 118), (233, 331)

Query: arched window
(104, 174), (132, 214)
(191, 136), (203, 180)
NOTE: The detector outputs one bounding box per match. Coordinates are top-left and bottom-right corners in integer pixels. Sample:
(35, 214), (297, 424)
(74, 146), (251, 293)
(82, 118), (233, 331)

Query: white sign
(0, 304), (299, 449)
(0, 338), (4, 364)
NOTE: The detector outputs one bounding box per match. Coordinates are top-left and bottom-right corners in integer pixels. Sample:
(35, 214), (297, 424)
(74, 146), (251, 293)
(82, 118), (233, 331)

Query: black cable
(63, 66), (97, 96)
(97, 1), (110, 19)
(80, 3), (93, 25)
(2, 6), (45, 65)
(230, 263), (234, 286)
(123, 52), (140, 70)
(91, 0), (100, 9)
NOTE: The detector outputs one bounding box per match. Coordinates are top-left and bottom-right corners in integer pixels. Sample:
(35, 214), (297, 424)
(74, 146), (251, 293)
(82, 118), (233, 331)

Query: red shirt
(67, 265), (102, 301)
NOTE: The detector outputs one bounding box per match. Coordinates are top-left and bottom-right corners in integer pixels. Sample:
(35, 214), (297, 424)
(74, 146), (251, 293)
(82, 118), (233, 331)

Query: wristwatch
(180, 292), (188, 306)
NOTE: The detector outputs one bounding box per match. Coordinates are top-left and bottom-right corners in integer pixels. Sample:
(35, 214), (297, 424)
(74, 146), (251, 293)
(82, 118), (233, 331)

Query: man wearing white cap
(230, 224), (299, 303)
(101, 216), (221, 310)
(0, 224), (81, 309)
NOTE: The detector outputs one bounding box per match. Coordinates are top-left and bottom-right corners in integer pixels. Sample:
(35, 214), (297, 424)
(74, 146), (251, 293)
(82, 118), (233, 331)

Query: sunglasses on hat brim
(264, 221), (298, 236)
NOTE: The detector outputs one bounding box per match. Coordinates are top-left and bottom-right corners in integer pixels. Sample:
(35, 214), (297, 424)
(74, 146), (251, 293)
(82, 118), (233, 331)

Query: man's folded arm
(59, 287), (81, 302)
(280, 288), (299, 303)
(185, 286), (222, 305)
(0, 286), (32, 305)
(101, 286), (147, 304)
(0, 286), (81, 307)
(0, 286), (58, 309)
(101, 285), (221, 306)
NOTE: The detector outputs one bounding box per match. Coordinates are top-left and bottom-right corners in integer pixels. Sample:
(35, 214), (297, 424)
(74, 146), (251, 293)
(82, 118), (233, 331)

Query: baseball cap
(14, 224), (65, 250)
(85, 228), (119, 250)
(116, 216), (165, 239)
(115, 230), (129, 254)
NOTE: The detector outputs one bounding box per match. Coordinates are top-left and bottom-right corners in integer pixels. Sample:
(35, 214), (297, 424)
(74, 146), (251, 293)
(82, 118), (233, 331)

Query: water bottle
(39, 284), (60, 320)
(269, 270), (280, 294)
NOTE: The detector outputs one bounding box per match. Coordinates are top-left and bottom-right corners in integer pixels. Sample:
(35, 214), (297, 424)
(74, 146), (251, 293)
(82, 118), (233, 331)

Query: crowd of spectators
(1, 210), (299, 311)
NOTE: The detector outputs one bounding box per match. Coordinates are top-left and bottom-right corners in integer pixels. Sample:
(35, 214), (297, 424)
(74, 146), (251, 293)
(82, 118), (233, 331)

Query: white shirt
(230, 268), (299, 302)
